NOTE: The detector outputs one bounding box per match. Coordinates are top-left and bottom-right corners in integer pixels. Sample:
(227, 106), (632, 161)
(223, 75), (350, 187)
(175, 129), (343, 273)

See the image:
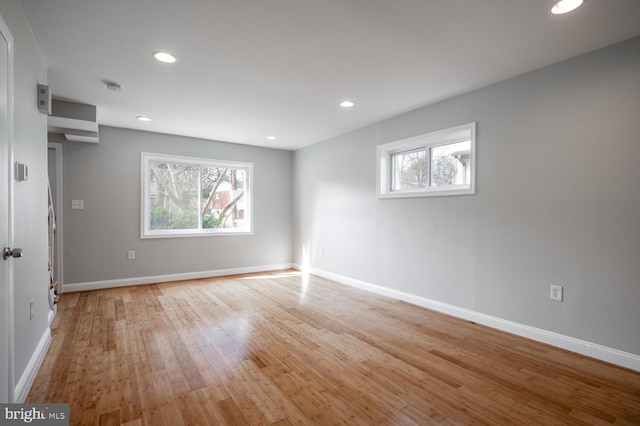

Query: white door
(0, 16), (13, 403)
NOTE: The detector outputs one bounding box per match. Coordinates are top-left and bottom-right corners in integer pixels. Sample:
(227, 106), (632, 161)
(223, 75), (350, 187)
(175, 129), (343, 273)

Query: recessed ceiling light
(340, 100), (355, 108)
(153, 51), (176, 63)
(551, 0), (584, 14)
(266, 135), (277, 140)
(137, 115), (152, 122)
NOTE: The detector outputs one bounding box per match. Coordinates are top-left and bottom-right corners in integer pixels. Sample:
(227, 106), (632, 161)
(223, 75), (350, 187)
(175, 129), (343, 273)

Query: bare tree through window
(143, 153), (251, 237)
(378, 122), (475, 198)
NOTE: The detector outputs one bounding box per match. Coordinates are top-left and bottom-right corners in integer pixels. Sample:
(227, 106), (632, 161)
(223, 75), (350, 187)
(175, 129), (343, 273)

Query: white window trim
(377, 122), (476, 199)
(141, 152), (253, 239)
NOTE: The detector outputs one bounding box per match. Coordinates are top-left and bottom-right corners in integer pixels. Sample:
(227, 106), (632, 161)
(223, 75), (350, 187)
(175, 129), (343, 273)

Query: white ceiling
(20, 0), (640, 150)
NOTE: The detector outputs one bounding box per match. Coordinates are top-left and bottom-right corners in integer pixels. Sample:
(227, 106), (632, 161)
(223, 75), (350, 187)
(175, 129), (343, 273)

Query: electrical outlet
(71, 200), (84, 210)
(127, 250), (135, 260)
(550, 285), (563, 302)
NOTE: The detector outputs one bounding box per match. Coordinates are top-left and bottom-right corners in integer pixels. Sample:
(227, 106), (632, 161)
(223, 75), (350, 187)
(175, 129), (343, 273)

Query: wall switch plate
(550, 285), (563, 302)
(127, 250), (135, 260)
(15, 163), (28, 181)
(71, 200), (84, 209)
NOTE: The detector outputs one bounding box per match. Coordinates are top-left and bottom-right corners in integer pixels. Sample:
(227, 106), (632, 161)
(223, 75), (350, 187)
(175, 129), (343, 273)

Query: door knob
(2, 247), (23, 260)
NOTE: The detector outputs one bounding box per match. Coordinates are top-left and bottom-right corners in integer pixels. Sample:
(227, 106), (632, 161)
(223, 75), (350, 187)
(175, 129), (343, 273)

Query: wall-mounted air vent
(47, 99), (99, 144)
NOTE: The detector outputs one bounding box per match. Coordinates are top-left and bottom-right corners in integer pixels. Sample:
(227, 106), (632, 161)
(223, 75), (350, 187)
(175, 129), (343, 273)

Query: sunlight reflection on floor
(238, 269), (311, 304)
(237, 270), (302, 280)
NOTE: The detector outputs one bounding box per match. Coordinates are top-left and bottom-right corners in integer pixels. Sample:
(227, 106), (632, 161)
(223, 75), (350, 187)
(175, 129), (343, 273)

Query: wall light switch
(15, 163), (28, 181)
(71, 200), (84, 210)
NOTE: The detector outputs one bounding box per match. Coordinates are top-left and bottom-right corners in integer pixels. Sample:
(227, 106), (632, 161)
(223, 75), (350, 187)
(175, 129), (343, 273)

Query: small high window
(377, 122), (476, 198)
(141, 152), (252, 238)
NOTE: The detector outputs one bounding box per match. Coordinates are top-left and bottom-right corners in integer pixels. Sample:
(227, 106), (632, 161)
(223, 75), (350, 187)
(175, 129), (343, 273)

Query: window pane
(377, 122), (475, 198)
(430, 141), (471, 187)
(201, 167), (247, 229)
(391, 148), (426, 191)
(148, 161), (199, 230)
(142, 152), (253, 237)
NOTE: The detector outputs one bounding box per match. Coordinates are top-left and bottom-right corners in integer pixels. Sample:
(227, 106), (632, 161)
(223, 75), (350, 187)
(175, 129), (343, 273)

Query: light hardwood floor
(27, 270), (640, 425)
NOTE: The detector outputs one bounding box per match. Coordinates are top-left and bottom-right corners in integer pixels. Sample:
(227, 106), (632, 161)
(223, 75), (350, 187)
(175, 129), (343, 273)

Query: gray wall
(62, 126), (292, 284)
(0, 0), (49, 399)
(293, 37), (640, 356)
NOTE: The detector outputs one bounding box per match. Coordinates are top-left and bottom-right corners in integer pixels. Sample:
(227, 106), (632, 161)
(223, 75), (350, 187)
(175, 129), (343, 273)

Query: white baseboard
(64, 263), (295, 292)
(296, 265), (640, 373)
(14, 327), (51, 403)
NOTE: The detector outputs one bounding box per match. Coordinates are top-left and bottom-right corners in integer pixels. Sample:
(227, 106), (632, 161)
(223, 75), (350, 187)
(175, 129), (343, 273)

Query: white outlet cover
(71, 200), (84, 209)
(550, 285), (563, 301)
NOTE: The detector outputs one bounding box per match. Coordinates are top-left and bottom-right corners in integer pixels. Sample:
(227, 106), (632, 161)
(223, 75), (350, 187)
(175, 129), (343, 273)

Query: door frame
(0, 12), (15, 403)
(48, 142), (64, 295)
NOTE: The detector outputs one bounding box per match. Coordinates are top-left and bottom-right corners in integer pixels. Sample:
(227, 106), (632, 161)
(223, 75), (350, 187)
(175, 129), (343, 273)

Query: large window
(141, 152), (252, 238)
(377, 122), (476, 198)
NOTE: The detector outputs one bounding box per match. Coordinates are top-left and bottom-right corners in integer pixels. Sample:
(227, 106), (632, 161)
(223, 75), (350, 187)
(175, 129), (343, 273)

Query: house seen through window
(142, 152), (252, 238)
(378, 122), (475, 198)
